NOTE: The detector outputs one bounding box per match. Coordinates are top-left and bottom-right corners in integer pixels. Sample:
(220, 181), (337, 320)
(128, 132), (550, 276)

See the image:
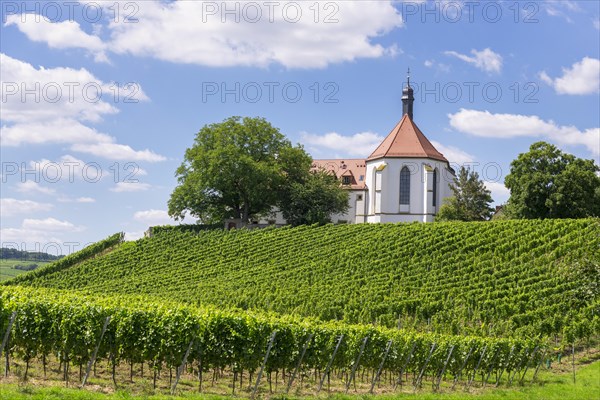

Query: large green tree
(168, 116), (309, 223)
(168, 116), (349, 225)
(436, 166), (494, 221)
(279, 169), (349, 226)
(504, 142), (600, 219)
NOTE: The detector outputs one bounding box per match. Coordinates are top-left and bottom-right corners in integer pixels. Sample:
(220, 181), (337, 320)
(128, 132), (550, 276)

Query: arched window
(432, 169), (438, 207)
(399, 166), (410, 205)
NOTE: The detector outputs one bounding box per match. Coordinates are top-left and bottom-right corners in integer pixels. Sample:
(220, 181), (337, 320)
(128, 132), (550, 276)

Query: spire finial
(402, 67), (414, 120)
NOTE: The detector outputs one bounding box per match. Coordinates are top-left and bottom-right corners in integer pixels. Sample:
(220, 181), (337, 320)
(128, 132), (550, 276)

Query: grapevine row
(1, 286), (542, 392)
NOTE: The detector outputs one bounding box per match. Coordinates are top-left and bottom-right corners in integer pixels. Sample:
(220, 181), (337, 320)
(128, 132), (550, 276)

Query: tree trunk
(242, 200), (250, 224)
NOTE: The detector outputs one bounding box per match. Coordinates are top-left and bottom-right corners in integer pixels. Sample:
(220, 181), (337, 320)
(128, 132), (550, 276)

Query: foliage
(505, 142), (600, 219)
(148, 224), (223, 236)
(436, 166), (494, 221)
(13, 264), (39, 271)
(0, 247), (62, 261)
(0, 286), (541, 385)
(8, 219), (600, 340)
(167, 116), (309, 224)
(279, 169), (350, 226)
(7, 232), (124, 285)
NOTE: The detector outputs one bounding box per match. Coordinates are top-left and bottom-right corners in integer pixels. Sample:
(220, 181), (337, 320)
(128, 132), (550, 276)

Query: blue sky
(1, 0), (599, 254)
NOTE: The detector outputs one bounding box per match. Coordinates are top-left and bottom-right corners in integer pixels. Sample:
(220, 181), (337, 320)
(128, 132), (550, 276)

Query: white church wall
(365, 158), (454, 223)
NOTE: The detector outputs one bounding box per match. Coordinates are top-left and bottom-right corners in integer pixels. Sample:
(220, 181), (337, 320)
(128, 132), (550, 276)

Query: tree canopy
(279, 169), (349, 226)
(504, 142), (600, 219)
(168, 116), (348, 225)
(436, 166), (494, 221)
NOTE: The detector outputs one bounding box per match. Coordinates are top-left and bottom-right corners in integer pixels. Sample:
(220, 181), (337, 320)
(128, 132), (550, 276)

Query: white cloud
(0, 227), (62, 245)
(430, 141), (475, 164)
(594, 19), (600, 30)
(1, 217), (84, 250)
(124, 231), (145, 241)
(448, 108), (600, 155)
(133, 209), (177, 226)
(21, 217), (83, 232)
(24, 154), (97, 183)
(15, 181), (56, 195)
(110, 182), (151, 192)
(542, 0), (581, 23)
(5, 15), (109, 63)
(539, 57), (600, 95)
(57, 196), (96, 203)
(71, 143), (166, 162)
(444, 48), (503, 74)
(0, 53), (119, 124)
(301, 131), (384, 157)
(484, 181), (510, 204)
(0, 198), (53, 216)
(6, 1), (402, 69)
(0, 54), (162, 162)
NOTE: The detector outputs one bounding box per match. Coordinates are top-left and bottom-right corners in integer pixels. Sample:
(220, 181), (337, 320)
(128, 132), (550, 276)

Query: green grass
(0, 259), (50, 282)
(0, 360), (598, 400)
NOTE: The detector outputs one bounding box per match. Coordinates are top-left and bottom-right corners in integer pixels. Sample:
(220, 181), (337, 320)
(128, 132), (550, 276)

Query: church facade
(311, 78), (455, 224)
(248, 77), (455, 228)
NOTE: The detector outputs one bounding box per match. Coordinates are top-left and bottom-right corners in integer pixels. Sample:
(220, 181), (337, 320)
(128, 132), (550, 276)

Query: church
(310, 75), (456, 224)
(242, 75), (456, 229)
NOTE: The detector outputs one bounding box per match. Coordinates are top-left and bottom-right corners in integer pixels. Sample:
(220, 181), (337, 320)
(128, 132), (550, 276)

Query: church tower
(401, 69), (414, 120)
(364, 70), (455, 223)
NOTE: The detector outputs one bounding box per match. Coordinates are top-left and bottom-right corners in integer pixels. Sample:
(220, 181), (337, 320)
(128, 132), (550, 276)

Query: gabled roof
(367, 114), (448, 162)
(311, 159), (367, 190)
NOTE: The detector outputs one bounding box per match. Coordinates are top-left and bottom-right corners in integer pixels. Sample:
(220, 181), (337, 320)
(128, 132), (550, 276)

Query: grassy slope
(0, 260), (50, 282)
(12, 219), (599, 337)
(1, 359), (598, 400)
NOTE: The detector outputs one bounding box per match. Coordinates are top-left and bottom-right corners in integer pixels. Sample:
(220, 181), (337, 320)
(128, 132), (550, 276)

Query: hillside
(10, 219), (599, 339)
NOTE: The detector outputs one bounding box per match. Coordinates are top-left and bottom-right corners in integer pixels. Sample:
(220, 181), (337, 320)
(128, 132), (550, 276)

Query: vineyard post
(519, 346), (538, 385)
(317, 334), (344, 394)
(395, 341), (417, 389)
(508, 347), (529, 385)
(483, 348), (499, 387)
(466, 345), (487, 390)
(0, 311), (16, 377)
(370, 339), (393, 394)
(495, 345), (514, 387)
(82, 316), (110, 387)
(345, 336), (368, 393)
(414, 342), (436, 391)
(0, 311), (16, 361)
(171, 339), (194, 395)
(572, 342), (575, 384)
(252, 330), (277, 400)
(434, 345), (454, 390)
(532, 349), (547, 382)
(451, 346), (473, 389)
(286, 333), (313, 394)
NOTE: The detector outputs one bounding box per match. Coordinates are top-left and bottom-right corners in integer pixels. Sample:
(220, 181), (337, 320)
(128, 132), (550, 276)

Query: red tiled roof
(311, 159), (367, 190)
(367, 114), (448, 162)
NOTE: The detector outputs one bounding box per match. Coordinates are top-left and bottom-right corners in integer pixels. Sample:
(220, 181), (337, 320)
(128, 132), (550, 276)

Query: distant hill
(10, 219), (599, 340)
(0, 247), (63, 261)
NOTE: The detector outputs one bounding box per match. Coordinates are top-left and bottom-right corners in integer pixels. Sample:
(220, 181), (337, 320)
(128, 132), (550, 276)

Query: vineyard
(10, 219), (600, 339)
(0, 286), (543, 395)
(1, 219), (599, 396)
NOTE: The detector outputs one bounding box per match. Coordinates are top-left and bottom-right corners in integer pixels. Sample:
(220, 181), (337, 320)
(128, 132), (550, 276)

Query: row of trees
(169, 117), (599, 225)
(439, 141), (599, 221)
